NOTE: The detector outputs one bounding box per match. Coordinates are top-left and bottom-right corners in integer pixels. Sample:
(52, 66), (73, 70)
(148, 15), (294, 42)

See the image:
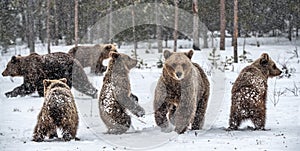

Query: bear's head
(109, 52), (137, 70)
(43, 78), (70, 96)
(100, 44), (118, 59)
(163, 50), (194, 80)
(2, 55), (23, 77)
(2, 53), (40, 77)
(253, 53), (282, 78)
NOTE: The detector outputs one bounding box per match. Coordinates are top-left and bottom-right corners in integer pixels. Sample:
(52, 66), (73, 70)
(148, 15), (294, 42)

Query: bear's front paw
(32, 136), (44, 142)
(175, 125), (188, 134)
(5, 91), (17, 98)
(134, 107), (145, 117)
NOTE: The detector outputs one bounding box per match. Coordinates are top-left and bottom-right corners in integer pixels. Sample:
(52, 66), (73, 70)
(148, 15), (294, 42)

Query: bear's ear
(184, 50), (194, 59)
(11, 56), (19, 64)
(104, 44), (112, 50)
(110, 52), (120, 59)
(43, 79), (51, 88)
(59, 78), (67, 83)
(163, 50), (172, 59)
(260, 53), (269, 67)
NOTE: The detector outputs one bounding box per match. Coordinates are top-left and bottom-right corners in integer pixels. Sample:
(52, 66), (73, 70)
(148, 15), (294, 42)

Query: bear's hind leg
(251, 111), (266, 130)
(107, 113), (131, 134)
(228, 109), (242, 130)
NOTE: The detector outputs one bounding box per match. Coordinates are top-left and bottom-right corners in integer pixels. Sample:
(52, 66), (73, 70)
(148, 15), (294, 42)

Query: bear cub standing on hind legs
(154, 50), (210, 134)
(228, 53), (282, 130)
(99, 52), (145, 134)
(32, 78), (79, 142)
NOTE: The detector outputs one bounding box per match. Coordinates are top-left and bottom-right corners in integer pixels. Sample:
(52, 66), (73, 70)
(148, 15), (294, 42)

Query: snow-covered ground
(0, 38), (299, 151)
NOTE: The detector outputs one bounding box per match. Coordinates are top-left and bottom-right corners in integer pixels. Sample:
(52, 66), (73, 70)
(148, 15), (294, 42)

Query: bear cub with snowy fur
(33, 78), (78, 142)
(99, 52), (145, 134)
(154, 50), (210, 134)
(228, 53), (282, 130)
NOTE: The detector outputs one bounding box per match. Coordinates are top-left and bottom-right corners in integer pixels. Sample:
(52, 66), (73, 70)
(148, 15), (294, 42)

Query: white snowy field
(0, 37), (300, 151)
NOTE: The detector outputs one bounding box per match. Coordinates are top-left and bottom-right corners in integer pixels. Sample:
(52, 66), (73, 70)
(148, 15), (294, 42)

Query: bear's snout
(176, 72), (182, 79)
(2, 70), (8, 76)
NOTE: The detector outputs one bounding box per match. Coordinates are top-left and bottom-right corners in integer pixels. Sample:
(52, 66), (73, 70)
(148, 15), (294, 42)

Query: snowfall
(0, 37), (299, 151)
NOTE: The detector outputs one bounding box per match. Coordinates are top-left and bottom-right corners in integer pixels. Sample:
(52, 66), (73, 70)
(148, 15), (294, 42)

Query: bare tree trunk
(74, 0), (79, 47)
(27, 0), (35, 53)
(46, 0), (51, 53)
(53, 0), (59, 45)
(132, 1), (137, 59)
(203, 27), (208, 48)
(220, 0), (226, 50)
(156, 0), (163, 53)
(173, 0), (178, 52)
(233, 0), (238, 63)
(192, 0), (200, 50)
(109, 0), (113, 43)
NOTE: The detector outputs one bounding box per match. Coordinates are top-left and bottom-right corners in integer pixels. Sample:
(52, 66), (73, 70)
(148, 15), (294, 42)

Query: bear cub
(99, 52), (145, 134)
(68, 44), (117, 74)
(32, 78), (79, 142)
(154, 50), (210, 134)
(228, 53), (282, 130)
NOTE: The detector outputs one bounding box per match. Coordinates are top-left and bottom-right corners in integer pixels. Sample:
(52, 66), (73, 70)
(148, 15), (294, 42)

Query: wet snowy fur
(154, 50), (210, 134)
(228, 53), (282, 130)
(68, 44), (117, 74)
(32, 78), (78, 142)
(2, 52), (98, 98)
(99, 52), (145, 134)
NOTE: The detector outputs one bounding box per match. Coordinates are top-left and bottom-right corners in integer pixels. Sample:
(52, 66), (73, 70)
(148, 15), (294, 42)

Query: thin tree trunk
(46, 0), (51, 53)
(109, 0), (113, 43)
(203, 27), (208, 48)
(27, 0), (35, 53)
(132, 1), (137, 59)
(74, 0), (78, 47)
(156, 0), (163, 53)
(53, 0), (59, 45)
(192, 0), (200, 50)
(173, 0), (178, 52)
(220, 0), (226, 50)
(233, 0), (238, 63)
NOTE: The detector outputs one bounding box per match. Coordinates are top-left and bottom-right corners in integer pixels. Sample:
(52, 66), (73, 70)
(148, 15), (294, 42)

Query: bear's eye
(171, 63), (176, 68)
(272, 64), (277, 69)
(182, 63), (187, 68)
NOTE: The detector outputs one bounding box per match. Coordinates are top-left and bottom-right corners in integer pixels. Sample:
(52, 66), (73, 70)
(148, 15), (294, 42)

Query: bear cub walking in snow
(228, 53), (282, 130)
(154, 50), (210, 134)
(33, 78), (79, 142)
(99, 52), (145, 134)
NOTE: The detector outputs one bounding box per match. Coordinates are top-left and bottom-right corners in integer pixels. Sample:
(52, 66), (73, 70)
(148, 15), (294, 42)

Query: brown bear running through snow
(154, 50), (210, 134)
(2, 52), (98, 98)
(228, 53), (282, 130)
(32, 78), (79, 142)
(99, 52), (145, 134)
(68, 44), (117, 74)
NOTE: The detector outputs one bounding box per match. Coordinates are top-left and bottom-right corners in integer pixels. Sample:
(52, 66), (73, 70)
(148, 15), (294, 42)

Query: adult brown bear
(2, 52), (98, 98)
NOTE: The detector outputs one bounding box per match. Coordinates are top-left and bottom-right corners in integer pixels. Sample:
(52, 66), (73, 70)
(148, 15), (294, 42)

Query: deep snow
(0, 37), (299, 151)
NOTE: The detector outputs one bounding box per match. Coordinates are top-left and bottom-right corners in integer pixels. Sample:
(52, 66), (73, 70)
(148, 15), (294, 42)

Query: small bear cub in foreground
(33, 78), (79, 142)
(228, 53), (282, 130)
(99, 52), (145, 134)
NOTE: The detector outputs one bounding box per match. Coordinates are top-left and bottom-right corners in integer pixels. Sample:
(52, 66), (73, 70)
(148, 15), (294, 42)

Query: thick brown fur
(68, 44), (117, 74)
(2, 52), (98, 98)
(154, 50), (210, 134)
(228, 53), (282, 130)
(99, 52), (145, 134)
(32, 78), (79, 142)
